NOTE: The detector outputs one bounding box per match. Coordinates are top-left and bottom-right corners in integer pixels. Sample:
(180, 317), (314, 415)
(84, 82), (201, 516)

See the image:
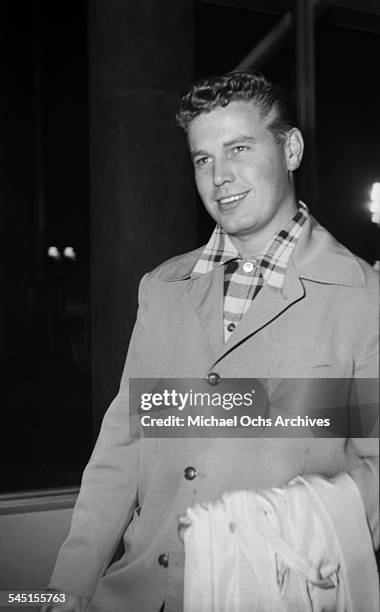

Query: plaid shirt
(191, 202), (309, 342)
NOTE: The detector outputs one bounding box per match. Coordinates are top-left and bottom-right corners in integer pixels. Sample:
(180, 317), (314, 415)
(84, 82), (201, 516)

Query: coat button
(207, 372), (220, 386)
(227, 322), (236, 332)
(184, 466), (197, 480)
(158, 553), (169, 568)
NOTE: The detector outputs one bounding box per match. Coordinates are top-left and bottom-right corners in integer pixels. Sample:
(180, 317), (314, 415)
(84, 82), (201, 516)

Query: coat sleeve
(347, 327), (379, 550)
(48, 274), (150, 599)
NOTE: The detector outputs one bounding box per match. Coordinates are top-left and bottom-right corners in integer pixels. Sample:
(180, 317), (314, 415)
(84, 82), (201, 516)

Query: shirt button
(243, 261), (256, 273)
(227, 322), (236, 332)
(207, 372), (220, 386)
(158, 553), (169, 568)
(184, 466), (197, 480)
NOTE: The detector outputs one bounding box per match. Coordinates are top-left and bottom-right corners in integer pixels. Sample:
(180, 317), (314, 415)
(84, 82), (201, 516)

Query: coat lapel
(214, 259), (305, 364)
(185, 258), (305, 364)
(186, 265), (225, 358)
(158, 214), (365, 368)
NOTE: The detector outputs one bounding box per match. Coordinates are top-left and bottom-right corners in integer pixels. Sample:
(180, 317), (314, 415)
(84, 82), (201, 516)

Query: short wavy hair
(176, 70), (296, 142)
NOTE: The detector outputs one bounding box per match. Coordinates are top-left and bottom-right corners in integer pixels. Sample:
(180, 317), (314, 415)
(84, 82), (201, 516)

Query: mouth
(216, 191), (250, 206)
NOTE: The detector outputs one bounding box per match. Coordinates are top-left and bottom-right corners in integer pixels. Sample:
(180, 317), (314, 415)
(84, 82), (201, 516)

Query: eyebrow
(190, 149), (209, 161)
(223, 136), (257, 147)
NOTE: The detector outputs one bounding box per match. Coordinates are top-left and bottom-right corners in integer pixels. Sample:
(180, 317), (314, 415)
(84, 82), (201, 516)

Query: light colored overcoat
(50, 215), (379, 612)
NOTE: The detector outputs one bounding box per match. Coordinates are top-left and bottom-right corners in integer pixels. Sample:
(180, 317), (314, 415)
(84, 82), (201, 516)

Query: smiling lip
(216, 191), (250, 206)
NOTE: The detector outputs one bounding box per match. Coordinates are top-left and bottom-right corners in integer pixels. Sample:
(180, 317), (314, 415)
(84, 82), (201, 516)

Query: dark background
(2, 1), (91, 491)
(1, 0), (379, 492)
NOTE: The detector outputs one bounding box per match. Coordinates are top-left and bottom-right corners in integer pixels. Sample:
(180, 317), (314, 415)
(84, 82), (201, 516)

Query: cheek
(238, 160), (267, 183)
(195, 172), (211, 198)
(244, 161), (283, 193)
(266, 156), (288, 183)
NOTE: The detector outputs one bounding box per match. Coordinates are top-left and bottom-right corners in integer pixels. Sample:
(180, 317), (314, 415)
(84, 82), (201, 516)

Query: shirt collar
(158, 210), (366, 288)
(190, 226), (240, 277)
(191, 202), (309, 290)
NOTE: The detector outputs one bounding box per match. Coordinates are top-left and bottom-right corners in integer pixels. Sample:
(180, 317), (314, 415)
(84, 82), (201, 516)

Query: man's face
(188, 100), (299, 241)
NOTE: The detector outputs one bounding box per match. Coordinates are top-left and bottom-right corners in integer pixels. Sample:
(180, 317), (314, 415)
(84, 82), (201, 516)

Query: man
(44, 71), (379, 611)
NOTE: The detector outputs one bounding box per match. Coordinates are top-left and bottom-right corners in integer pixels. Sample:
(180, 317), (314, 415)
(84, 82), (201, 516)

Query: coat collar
(158, 215), (366, 288)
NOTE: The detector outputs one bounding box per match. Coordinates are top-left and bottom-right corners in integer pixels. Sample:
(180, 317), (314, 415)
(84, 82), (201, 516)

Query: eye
(232, 145), (249, 155)
(194, 156), (210, 168)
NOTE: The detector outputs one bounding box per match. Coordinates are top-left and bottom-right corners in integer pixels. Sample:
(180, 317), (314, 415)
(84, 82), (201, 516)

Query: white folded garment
(183, 474), (378, 612)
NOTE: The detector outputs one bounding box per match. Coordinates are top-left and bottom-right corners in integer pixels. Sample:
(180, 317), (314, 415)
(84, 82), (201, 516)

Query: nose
(213, 158), (234, 187)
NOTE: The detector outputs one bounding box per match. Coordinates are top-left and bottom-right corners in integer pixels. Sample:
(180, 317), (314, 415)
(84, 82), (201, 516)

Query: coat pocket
(275, 360), (353, 379)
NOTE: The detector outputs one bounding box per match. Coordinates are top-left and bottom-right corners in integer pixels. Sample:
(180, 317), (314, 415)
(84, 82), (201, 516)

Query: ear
(285, 128), (304, 172)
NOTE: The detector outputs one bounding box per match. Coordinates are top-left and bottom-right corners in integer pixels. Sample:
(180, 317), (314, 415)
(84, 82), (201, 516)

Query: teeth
(218, 192), (248, 205)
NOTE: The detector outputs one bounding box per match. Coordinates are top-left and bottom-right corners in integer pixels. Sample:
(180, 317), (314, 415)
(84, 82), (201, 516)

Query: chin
(220, 219), (253, 236)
